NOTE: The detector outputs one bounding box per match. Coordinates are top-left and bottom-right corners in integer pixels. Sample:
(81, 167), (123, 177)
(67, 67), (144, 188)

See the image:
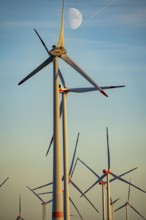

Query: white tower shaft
(62, 92), (70, 220)
(52, 57), (64, 220)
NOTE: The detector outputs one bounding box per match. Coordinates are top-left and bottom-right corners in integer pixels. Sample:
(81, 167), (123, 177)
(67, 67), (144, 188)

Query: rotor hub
(50, 45), (66, 57)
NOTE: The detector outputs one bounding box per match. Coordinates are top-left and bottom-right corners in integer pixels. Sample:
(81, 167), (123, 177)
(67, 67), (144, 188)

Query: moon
(68, 8), (82, 30)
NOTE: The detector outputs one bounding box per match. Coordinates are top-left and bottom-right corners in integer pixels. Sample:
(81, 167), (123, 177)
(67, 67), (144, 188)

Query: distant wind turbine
(81, 127), (146, 220)
(27, 186), (52, 220)
(115, 179), (146, 220)
(16, 195), (24, 220)
(110, 197), (120, 220)
(77, 157), (137, 220)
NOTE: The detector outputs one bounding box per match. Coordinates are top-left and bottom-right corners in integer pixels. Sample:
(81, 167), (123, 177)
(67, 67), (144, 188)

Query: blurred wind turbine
(115, 179), (146, 220)
(110, 197), (120, 220)
(27, 186), (52, 220)
(77, 157), (136, 220)
(18, 0), (110, 218)
(81, 127), (146, 220)
(16, 195), (24, 220)
(0, 177), (9, 187)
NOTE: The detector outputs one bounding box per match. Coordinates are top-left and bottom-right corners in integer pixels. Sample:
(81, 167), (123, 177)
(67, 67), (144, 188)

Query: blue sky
(0, 0), (146, 219)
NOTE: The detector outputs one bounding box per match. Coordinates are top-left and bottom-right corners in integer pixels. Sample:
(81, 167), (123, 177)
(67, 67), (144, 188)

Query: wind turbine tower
(16, 195), (24, 220)
(18, 0), (110, 219)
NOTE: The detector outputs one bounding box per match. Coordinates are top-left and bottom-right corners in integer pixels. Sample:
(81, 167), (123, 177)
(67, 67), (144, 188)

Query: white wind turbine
(77, 157), (137, 220)
(115, 179), (146, 220)
(0, 177), (9, 188)
(110, 197), (120, 220)
(81, 127), (146, 220)
(18, 0), (110, 218)
(16, 195), (24, 220)
(27, 186), (52, 220)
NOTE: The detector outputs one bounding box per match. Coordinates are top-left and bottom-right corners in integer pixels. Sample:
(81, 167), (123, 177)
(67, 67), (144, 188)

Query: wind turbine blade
(38, 191), (53, 195)
(70, 158), (78, 178)
(106, 127), (110, 170)
(34, 28), (50, 55)
(46, 136), (54, 156)
(67, 85), (125, 93)
(81, 173), (107, 197)
(68, 87), (97, 93)
(69, 178), (99, 213)
(101, 85), (125, 89)
(77, 157), (100, 178)
(69, 197), (83, 220)
(128, 203), (146, 219)
(112, 198), (120, 205)
(110, 167), (137, 183)
(26, 186), (44, 203)
(128, 178), (131, 202)
(58, 69), (66, 87)
(114, 204), (126, 212)
(46, 100), (63, 156)
(61, 53), (108, 97)
(110, 172), (146, 193)
(18, 56), (53, 85)
(57, 0), (65, 48)
(69, 132), (80, 176)
(60, 99), (63, 117)
(33, 182), (53, 190)
(46, 199), (53, 204)
(0, 177), (9, 187)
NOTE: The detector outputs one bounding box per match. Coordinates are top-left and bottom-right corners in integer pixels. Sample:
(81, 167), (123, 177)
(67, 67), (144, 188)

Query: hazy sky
(0, 0), (146, 219)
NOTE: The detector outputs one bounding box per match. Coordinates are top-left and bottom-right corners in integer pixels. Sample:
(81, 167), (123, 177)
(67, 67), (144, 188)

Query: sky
(0, 0), (146, 219)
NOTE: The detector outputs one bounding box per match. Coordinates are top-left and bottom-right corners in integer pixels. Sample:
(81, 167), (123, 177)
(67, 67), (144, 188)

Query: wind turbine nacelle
(50, 46), (66, 57)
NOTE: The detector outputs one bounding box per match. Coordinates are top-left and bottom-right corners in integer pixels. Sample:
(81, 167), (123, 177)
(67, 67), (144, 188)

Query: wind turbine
(27, 186), (52, 220)
(115, 179), (146, 220)
(81, 127), (146, 220)
(18, 1), (110, 218)
(0, 177), (9, 187)
(110, 197), (120, 220)
(16, 195), (24, 220)
(77, 157), (137, 220)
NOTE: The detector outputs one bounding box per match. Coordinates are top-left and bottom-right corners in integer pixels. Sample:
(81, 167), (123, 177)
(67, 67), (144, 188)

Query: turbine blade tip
(18, 81), (23, 86)
(101, 90), (108, 97)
